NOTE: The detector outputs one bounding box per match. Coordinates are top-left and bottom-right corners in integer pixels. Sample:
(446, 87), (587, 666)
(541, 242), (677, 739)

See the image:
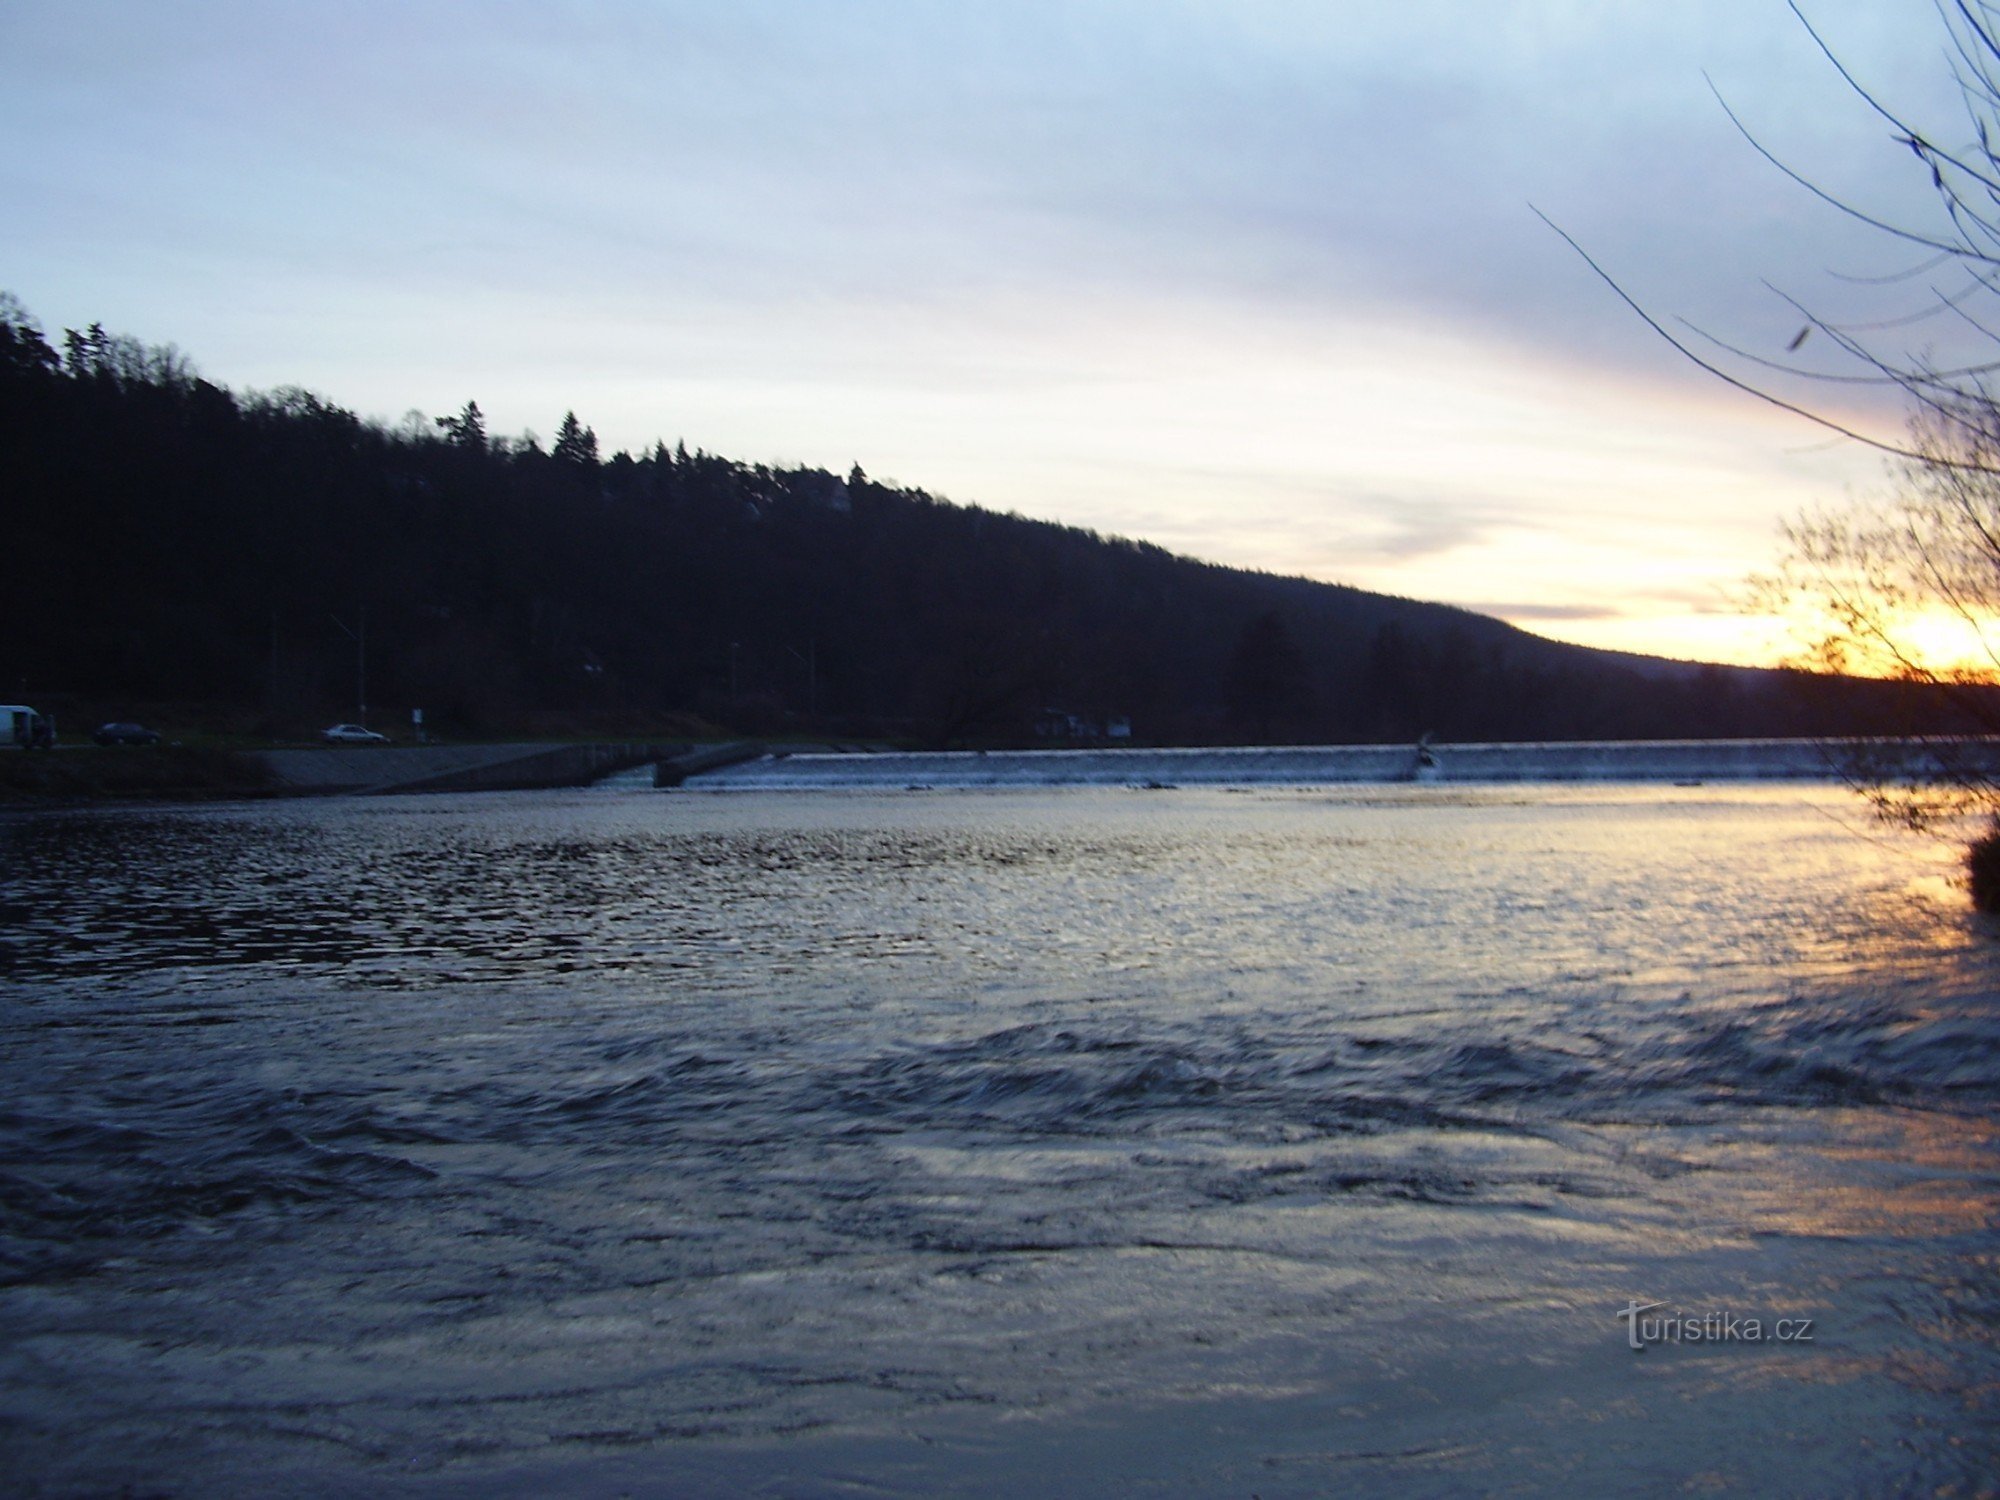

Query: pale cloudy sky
(0, 1), (1967, 663)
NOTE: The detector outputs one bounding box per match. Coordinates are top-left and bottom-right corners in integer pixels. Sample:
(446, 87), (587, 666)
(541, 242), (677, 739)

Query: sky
(0, 1), (1973, 665)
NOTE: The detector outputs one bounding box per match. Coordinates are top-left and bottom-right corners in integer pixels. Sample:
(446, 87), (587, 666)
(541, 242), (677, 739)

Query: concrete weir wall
(686, 737), (2000, 790)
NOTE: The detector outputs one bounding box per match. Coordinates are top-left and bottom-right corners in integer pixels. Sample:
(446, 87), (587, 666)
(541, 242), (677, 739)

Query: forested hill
(0, 298), (1949, 745)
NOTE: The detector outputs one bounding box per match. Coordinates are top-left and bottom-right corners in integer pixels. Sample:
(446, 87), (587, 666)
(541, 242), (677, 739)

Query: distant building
(1, 704), (56, 748)
(1033, 708), (1132, 743)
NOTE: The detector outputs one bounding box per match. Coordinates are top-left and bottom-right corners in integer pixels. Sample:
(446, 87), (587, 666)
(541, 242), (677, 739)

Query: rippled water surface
(2, 783), (1997, 1497)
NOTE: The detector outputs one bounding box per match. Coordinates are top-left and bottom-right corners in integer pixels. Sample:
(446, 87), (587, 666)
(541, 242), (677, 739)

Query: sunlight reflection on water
(0, 783), (1995, 1496)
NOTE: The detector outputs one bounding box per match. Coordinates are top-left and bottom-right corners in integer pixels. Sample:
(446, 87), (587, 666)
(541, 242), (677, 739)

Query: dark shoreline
(0, 745), (281, 805)
(0, 740), (699, 805)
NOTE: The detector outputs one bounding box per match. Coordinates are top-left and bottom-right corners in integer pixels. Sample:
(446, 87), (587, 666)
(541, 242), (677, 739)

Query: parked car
(92, 722), (163, 746)
(321, 723), (389, 745)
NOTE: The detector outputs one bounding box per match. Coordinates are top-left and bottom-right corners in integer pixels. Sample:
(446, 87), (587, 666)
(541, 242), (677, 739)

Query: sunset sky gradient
(1, 1), (1964, 664)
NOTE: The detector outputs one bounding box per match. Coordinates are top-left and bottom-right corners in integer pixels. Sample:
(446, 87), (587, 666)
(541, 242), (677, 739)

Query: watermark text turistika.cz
(1617, 1301), (1814, 1351)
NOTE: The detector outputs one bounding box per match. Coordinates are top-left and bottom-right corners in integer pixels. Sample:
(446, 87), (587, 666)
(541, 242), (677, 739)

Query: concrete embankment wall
(252, 742), (685, 795)
(686, 738), (2000, 790)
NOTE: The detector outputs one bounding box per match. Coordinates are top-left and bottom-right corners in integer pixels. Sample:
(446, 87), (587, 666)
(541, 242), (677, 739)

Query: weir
(681, 737), (2000, 790)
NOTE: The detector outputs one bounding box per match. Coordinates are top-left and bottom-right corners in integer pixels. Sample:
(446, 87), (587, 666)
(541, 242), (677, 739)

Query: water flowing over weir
(685, 737), (2000, 789)
(2, 782), (1997, 1496)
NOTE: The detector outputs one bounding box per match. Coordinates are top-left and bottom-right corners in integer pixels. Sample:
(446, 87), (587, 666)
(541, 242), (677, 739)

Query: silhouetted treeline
(1, 296), (1980, 744)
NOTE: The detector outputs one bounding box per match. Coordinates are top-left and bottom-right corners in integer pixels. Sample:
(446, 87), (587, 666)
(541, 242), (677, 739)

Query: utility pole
(786, 640), (817, 717)
(330, 607), (367, 724)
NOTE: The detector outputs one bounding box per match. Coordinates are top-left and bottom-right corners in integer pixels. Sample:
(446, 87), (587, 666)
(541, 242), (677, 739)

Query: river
(2, 781), (1996, 1496)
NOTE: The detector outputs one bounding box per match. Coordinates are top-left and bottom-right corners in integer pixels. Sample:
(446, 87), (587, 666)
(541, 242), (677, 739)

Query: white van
(1, 705), (56, 748)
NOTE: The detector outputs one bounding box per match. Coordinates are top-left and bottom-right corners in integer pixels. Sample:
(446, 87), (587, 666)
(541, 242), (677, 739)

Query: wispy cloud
(1466, 602), (1621, 622)
(1332, 493), (1518, 564)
